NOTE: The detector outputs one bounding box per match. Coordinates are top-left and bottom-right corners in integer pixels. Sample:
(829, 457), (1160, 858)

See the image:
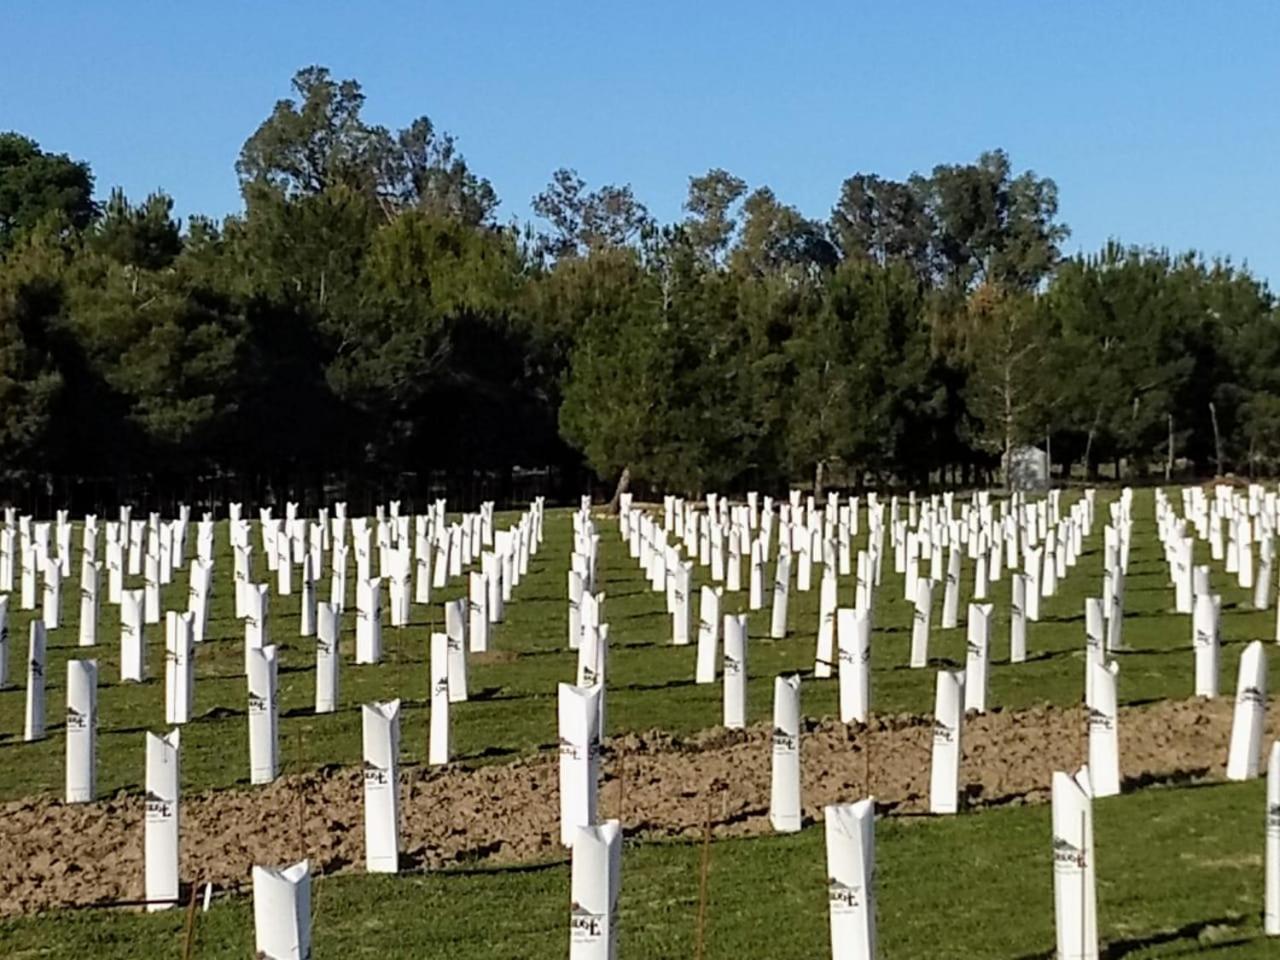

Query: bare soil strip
(0, 696), (1269, 916)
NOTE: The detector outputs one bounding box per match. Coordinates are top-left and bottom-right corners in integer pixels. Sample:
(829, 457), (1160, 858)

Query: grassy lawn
(1, 487), (1278, 957)
(0, 489), (1275, 801)
(0, 776), (1272, 958)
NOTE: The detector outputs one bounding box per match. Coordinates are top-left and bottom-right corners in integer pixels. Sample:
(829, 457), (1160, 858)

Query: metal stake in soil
(694, 799), (713, 960)
(181, 879), (199, 960)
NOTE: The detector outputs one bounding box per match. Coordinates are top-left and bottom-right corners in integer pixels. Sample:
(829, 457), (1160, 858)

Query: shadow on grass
(614, 677), (699, 694)
(1103, 915), (1253, 958)
(430, 854), (569, 877)
(455, 744), (520, 763)
(1120, 766), (1211, 793)
(466, 686), (540, 704)
(1008, 915), (1253, 960)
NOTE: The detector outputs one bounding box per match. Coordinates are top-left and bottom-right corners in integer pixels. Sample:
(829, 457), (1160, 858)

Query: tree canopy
(0, 65), (1274, 503)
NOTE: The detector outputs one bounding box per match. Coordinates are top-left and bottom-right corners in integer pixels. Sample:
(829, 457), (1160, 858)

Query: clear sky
(3, 2), (1277, 283)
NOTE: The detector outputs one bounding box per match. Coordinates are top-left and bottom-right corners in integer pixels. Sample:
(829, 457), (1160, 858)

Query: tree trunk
(814, 459), (826, 499)
(1082, 403), (1103, 481)
(607, 466), (631, 515)
(1165, 414), (1174, 482)
(1208, 402), (1223, 477)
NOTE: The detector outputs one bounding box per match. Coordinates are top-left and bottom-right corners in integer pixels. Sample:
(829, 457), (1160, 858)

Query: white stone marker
(825, 798), (877, 960)
(770, 673), (802, 833)
(362, 699), (401, 873)
(145, 729), (180, 912)
(252, 860), (311, 960)
(64, 659), (97, 802)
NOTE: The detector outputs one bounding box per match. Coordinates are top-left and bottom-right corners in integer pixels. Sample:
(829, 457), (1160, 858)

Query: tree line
(1, 66), (1276, 506)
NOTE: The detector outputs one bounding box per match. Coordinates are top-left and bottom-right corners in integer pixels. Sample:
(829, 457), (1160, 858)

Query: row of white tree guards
(0, 498), (547, 939)
(547, 484), (1280, 958)
(4, 481), (1279, 957)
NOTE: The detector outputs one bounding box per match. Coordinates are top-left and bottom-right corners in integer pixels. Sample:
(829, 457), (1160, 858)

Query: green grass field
(1, 777), (1272, 958)
(1, 488), (1278, 957)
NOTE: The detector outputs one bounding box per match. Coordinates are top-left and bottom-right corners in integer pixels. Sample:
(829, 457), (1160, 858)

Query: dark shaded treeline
(1, 67), (1276, 512)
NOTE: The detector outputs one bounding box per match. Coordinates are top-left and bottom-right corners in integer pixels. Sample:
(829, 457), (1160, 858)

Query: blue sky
(3, 2), (1277, 283)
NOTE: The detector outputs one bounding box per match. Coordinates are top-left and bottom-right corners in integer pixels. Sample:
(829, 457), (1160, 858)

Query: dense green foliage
(2, 67), (1276, 499)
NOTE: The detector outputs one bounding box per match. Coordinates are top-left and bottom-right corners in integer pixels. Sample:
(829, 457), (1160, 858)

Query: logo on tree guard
(145, 791), (173, 819)
(772, 728), (796, 751)
(570, 903), (605, 940)
(827, 879), (862, 908)
(1052, 835), (1086, 868)
(932, 720), (954, 743)
(1238, 686), (1265, 707)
